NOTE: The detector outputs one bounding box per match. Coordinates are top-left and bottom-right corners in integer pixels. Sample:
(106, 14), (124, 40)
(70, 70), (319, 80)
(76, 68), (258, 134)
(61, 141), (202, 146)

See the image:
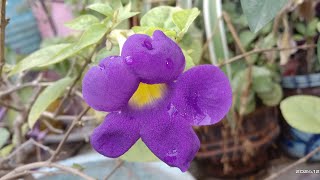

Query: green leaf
(116, 2), (139, 23)
(241, 0), (288, 33)
(28, 77), (73, 128)
(41, 23), (108, 67)
(93, 46), (120, 64)
(9, 44), (71, 76)
(72, 163), (85, 171)
(280, 95), (320, 133)
(0, 144), (14, 157)
(0, 128), (10, 148)
(120, 139), (159, 162)
(140, 6), (179, 30)
(65, 15), (100, 31)
(252, 76), (273, 93)
(87, 3), (113, 16)
(239, 30), (257, 48)
(172, 8), (200, 34)
(132, 26), (177, 39)
(182, 49), (195, 71)
(258, 83), (283, 106)
(179, 32), (202, 64)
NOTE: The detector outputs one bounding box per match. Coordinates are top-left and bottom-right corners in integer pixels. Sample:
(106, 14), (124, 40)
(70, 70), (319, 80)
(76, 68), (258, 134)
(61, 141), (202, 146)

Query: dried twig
(0, 82), (52, 98)
(0, 0), (8, 83)
(0, 161), (95, 180)
(265, 146), (320, 180)
(104, 160), (125, 180)
(0, 139), (54, 165)
(48, 106), (91, 162)
(218, 44), (316, 67)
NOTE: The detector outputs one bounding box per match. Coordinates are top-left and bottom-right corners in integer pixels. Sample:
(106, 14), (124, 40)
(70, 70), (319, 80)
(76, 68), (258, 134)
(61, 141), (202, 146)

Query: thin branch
(0, 100), (24, 111)
(0, 139), (54, 165)
(42, 111), (95, 122)
(0, 161), (95, 180)
(222, 11), (251, 62)
(41, 119), (63, 134)
(53, 60), (91, 117)
(48, 106), (91, 162)
(0, 0), (8, 83)
(104, 160), (124, 180)
(265, 146), (320, 180)
(218, 44), (316, 67)
(0, 82), (52, 98)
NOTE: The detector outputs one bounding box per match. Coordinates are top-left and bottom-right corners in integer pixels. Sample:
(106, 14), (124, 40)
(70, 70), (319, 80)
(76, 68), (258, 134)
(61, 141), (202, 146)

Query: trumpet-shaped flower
(82, 30), (232, 171)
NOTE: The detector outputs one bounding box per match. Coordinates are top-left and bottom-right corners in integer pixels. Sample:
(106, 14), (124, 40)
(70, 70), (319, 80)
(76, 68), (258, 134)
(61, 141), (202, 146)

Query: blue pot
(281, 73), (320, 160)
(281, 73), (320, 89)
(5, 0), (41, 54)
(281, 127), (320, 160)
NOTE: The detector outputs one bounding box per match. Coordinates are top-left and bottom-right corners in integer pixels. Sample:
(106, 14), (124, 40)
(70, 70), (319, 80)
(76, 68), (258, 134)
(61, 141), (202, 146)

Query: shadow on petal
(90, 110), (140, 158)
(140, 107), (200, 172)
(172, 65), (232, 126)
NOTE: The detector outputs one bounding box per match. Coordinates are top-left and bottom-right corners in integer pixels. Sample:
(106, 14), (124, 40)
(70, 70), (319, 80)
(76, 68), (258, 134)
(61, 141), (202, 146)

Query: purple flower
(82, 30), (232, 171)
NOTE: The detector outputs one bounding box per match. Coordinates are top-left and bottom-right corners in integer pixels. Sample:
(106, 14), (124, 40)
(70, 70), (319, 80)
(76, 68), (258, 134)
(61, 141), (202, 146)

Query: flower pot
(281, 126), (320, 161)
(280, 73), (320, 160)
(5, 0), (41, 54)
(30, 0), (74, 38)
(194, 107), (280, 178)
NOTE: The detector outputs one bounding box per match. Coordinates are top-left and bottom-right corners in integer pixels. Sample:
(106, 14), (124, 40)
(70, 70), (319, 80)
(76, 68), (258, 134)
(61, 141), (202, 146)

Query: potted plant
(277, 0), (320, 159)
(280, 95), (320, 161)
(190, 0), (285, 178)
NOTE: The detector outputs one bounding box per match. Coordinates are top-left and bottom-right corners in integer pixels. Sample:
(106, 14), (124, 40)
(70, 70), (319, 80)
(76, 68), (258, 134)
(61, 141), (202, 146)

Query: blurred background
(1, 0), (320, 179)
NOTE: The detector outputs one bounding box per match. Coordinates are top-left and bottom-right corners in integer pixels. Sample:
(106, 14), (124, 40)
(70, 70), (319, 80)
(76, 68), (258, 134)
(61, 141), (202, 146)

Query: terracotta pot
(194, 107), (280, 178)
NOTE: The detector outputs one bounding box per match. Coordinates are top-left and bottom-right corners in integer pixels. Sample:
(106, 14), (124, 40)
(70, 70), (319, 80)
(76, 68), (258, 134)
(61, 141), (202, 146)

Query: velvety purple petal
(121, 30), (185, 84)
(82, 56), (139, 112)
(171, 65), (232, 126)
(91, 110), (140, 158)
(140, 107), (200, 172)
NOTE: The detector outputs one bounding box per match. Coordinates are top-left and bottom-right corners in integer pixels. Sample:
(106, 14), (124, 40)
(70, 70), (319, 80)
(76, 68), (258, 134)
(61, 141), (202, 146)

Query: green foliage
(172, 8), (200, 36)
(203, 0), (229, 65)
(140, 6), (179, 29)
(87, 3), (113, 16)
(28, 77), (73, 128)
(0, 144), (14, 157)
(241, 0), (288, 33)
(120, 139), (159, 162)
(43, 23), (109, 67)
(65, 15), (100, 31)
(0, 127), (9, 148)
(280, 95), (320, 133)
(9, 44), (71, 76)
(232, 66), (283, 115)
(136, 6), (201, 66)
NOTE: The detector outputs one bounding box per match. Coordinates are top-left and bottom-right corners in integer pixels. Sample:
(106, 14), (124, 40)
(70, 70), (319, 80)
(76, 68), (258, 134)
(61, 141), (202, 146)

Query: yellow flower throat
(129, 83), (166, 107)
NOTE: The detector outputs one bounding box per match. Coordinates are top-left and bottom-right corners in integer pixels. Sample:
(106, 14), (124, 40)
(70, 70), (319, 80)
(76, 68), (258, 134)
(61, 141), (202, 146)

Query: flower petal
(172, 65), (232, 126)
(140, 107), (200, 172)
(82, 56), (139, 112)
(121, 30), (185, 84)
(90, 110), (140, 158)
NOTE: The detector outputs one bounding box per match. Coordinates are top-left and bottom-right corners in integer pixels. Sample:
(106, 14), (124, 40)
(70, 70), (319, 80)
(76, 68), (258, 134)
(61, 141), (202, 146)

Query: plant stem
(0, 161), (95, 180)
(48, 106), (90, 162)
(0, 0), (7, 83)
(265, 146), (320, 180)
(218, 44), (316, 67)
